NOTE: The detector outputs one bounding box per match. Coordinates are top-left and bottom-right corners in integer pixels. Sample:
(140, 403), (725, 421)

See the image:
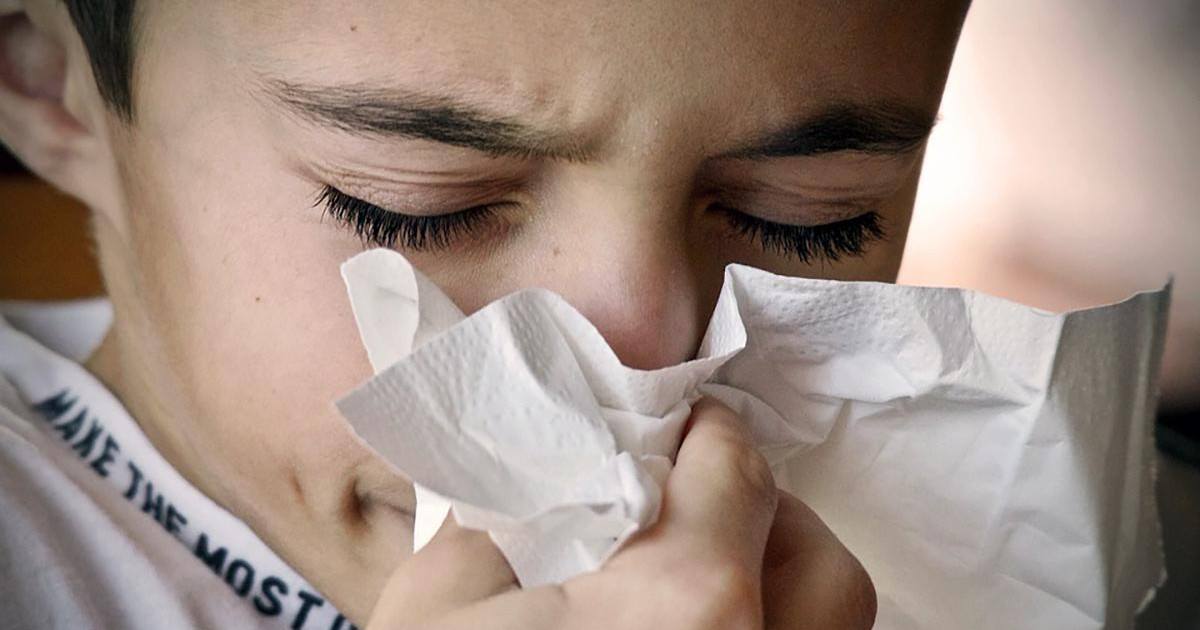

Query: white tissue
(336, 248), (1169, 630)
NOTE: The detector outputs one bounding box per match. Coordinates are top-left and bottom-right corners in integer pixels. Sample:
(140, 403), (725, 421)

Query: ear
(0, 0), (122, 218)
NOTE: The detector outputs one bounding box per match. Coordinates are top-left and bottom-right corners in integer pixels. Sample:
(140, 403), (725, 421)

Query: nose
(558, 241), (702, 370)
(528, 195), (715, 371)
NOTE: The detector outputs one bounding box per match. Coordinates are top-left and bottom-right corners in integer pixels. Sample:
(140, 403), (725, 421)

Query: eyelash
(317, 185), (500, 251)
(712, 204), (887, 264)
(317, 185), (886, 263)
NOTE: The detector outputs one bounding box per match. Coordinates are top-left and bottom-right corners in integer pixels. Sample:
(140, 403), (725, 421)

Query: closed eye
(712, 204), (887, 263)
(316, 185), (505, 251)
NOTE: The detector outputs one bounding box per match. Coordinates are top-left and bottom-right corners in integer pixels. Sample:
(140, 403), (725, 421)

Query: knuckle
(717, 438), (777, 510)
(692, 400), (776, 506)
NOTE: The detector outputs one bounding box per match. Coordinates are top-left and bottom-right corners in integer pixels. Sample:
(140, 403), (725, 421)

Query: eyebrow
(264, 79), (595, 162)
(720, 102), (936, 160)
(263, 78), (934, 162)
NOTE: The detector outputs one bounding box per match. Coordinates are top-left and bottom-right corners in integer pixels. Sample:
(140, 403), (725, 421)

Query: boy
(0, 1), (969, 627)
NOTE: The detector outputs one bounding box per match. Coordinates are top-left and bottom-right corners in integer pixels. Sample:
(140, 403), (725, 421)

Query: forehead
(137, 1), (965, 147)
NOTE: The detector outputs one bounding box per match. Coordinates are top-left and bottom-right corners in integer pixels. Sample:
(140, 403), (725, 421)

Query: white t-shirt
(0, 301), (355, 630)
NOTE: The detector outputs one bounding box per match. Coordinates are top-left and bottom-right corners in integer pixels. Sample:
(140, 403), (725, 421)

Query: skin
(0, 0), (968, 625)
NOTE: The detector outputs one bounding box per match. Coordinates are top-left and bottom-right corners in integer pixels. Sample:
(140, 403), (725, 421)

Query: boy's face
(79, 0), (966, 621)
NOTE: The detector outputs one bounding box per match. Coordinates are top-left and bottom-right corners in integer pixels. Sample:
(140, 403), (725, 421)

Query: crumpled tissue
(335, 248), (1170, 630)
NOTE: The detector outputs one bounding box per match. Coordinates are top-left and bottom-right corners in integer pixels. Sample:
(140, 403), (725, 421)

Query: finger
(762, 491), (876, 630)
(647, 397), (778, 573)
(368, 515), (517, 628)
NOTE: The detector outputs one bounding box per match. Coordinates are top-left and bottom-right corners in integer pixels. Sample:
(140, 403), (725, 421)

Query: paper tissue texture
(335, 248), (1170, 630)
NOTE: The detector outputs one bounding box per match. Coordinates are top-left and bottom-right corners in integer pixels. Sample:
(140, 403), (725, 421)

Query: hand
(367, 398), (876, 630)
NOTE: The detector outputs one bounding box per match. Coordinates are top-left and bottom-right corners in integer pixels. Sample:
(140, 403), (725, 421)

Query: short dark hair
(62, 0), (137, 121)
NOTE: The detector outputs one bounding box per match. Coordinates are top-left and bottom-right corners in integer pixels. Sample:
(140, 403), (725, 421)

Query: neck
(83, 323), (233, 509)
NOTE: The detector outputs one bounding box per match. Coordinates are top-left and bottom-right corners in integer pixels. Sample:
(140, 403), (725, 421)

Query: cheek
(122, 134), (376, 492)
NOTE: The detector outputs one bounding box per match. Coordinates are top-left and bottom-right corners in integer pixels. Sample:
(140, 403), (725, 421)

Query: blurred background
(901, 0), (1200, 415)
(1, 0), (1197, 627)
(897, 1), (1200, 627)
